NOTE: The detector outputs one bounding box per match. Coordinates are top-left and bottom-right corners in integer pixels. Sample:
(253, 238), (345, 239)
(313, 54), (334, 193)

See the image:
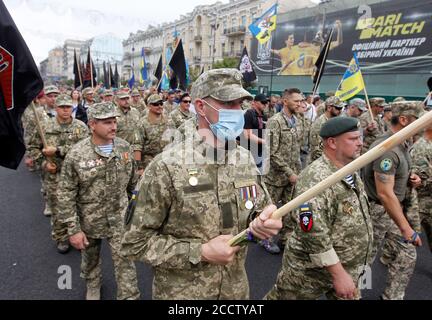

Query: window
(241, 16), (247, 27)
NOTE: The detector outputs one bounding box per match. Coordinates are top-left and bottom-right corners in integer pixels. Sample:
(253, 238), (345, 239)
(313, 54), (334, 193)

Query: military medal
(189, 176), (198, 186)
(245, 200), (254, 210)
(239, 184), (257, 210)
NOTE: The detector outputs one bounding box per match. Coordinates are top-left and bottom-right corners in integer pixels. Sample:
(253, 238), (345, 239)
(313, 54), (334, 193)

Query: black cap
(254, 93), (269, 103)
(319, 117), (361, 138)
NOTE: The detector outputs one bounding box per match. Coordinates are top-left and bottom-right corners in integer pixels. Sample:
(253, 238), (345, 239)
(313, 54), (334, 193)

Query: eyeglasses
(182, 100), (192, 104)
(151, 102), (163, 106)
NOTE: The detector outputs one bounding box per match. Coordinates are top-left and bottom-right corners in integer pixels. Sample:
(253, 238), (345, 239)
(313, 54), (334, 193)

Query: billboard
(250, 0), (432, 76)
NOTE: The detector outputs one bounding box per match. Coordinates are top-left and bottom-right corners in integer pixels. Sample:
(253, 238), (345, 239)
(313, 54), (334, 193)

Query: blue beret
(320, 117), (361, 138)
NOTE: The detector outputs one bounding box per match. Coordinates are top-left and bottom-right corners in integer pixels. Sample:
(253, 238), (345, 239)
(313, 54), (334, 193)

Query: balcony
(222, 51), (243, 58)
(194, 35), (202, 42)
(223, 26), (246, 37)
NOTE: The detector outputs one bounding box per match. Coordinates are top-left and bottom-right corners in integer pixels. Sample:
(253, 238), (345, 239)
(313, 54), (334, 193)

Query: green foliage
(212, 57), (239, 69)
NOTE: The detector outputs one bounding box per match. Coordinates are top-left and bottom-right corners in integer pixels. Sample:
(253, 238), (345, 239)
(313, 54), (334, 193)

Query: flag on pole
(73, 49), (83, 89)
(312, 29), (334, 93)
(161, 69), (170, 91)
(154, 55), (163, 83)
(335, 54), (365, 101)
(185, 58), (190, 88)
(0, 0), (44, 169)
(248, 4), (277, 44)
(103, 61), (109, 88)
(83, 49), (96, 89)
(114, 63), (120, 88)
(128, 72), (135, 89)
(169, 39), (187, 91)
(140, 48), (148, 84)
(238, 47), (257, 83)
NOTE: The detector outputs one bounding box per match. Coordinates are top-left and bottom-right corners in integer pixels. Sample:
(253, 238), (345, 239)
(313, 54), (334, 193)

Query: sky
(3, 0), (320, 64)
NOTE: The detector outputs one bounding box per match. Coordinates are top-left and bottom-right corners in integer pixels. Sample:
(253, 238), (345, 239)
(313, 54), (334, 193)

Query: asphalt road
(0, 164), (431, 300)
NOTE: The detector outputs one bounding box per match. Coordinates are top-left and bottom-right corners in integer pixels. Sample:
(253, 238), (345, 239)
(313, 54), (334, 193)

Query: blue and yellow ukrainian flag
(335, 53), (365, 101)
(248, 4), (277, 45)
(139, 48), (148, 84)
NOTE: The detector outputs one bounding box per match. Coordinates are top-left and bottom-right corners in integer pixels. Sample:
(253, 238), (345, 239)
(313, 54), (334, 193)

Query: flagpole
(159, 39), (182, 90)
(89, 51), (94, 89)
(312, 28), (334, 97)
(423, 92), (431, 105)
(78, 62), (83, 88)
(362, 78), (375, 122)
(31, 102), (56, 168)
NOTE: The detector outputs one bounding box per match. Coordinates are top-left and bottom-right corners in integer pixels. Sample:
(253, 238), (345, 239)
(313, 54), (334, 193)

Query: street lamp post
(210, 12), (220, 69)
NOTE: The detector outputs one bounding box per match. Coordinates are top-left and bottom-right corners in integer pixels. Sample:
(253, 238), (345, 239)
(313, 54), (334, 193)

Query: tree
(212, 57), (239, 69)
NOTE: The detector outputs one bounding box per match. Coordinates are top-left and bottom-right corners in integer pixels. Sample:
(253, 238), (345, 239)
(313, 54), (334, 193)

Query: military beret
(320, 117), (361, 138)
(391, 101), (424, 118)
(370, 97), (386, 106)
(55, 94), (73, 107)
(147, 94), (163, 104)
(87, 102), (121, 120)
(349, 98), (367, 111)
(82, 88), (94, 97)
(44, 85), (60, 95)
(191, 68), (252, 102)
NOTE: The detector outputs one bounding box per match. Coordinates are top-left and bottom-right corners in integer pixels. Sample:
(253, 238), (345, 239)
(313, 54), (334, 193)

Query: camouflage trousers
(265, 265), (362, 300)
(419, 196), (432, 252)
(370, 202), (417, 300)
(43, 173), (69, 242)
(81, 232), (140, 300)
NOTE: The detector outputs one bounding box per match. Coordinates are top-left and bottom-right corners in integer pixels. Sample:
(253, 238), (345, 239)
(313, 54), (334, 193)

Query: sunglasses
(151, 102), (163, 106)
(182, 100), (192, 104)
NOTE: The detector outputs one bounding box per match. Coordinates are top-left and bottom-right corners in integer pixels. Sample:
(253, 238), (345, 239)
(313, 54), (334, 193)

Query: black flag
(154, 55), (163, 83)
(109, 64), (115, 89)
(73, 49), (82, 89)
(238, 47), (257, 83)
(169, 40), (187, 91)
(0, 0), (44, 169)
(114, 63), (120, 88)
(103, 61), (109, 88)
(312, 29), (334, 94)
(83, 49), (97, 88)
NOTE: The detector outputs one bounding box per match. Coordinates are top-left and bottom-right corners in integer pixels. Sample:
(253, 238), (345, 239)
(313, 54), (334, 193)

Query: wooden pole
(90, 53), (94, 89)
(423, 92), (431, 105)
(229, 109), (432, 246)
(362, 83), (375, 123)
(30, 102), (55, 167)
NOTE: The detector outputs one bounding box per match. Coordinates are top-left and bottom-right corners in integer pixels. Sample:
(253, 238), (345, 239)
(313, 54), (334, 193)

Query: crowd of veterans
(21, 68), (432, 300)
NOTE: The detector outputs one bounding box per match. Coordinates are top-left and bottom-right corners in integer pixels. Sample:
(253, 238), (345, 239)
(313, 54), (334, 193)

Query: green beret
(320, 117), (361, 138)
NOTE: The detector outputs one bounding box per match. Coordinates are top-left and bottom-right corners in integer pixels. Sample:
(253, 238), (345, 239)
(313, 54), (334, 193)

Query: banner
(251, 0), (432, 76)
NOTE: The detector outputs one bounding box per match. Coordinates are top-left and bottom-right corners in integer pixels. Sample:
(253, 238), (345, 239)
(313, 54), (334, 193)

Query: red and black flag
(312, 29), (334, 94)
(83, 49), (96, 89)
(73, 49), (82, 89)
(238, 47), (257, 84)
(0, 0), (43, 169)
(169, 39), (187, 91)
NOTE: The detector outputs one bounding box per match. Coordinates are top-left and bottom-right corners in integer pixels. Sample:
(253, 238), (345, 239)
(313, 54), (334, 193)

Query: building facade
(63, 39), (85, 80)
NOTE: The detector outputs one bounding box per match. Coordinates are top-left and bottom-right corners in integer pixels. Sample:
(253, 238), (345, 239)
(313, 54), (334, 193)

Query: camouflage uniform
(168, 108), (194, 129)
(241, 99), (252, 111)
(309, 113), (329, 162)
(264, 103), (278, 120)
(130, 89), (147, 114)
(264, 111), (306, 204)
(121, 126), (271, 299)
(139, 114), (171, 169)
(115, 104), (142, 152)
(163, 100), (178, 115)
(56, 103), (140, 300)
(266, 155), (373, 300)
(411, 137), (432, 252)
(359, 98), (386, 154)
(27, 95), (88, 240)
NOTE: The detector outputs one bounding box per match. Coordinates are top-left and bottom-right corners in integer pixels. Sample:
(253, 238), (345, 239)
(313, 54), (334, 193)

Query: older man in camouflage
(121, 68), (282, 300)
(410, 121), (432, 252)
(359, 97), (387, 154)
(309, 96), (344, 162)
(139, 94), (172, 169)
(27, 95), (89, 253)
(57, 102), (140, 300)
(266, 117), (373, 300)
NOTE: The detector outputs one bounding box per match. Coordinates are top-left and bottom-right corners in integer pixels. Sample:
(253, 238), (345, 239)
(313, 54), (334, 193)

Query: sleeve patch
(380, 158), (393, 172)
(299, 203), (314, 232)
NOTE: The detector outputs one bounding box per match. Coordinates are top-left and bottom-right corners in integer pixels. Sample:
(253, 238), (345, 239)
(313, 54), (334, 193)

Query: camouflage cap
(325, 90), (336, 97)
(44, 85), (60, 95)
(87, 102), (121, 120)
(82, 87), (94, 97)
(325, 96), (342, 107)
(349, 98), (366, 111)
(131, 89), (140, 97)
(393, 97), (406, 103)
(147, 94), (163, 104)
(55, 94), (73, 107)
(138, 86), (146, 91)
(370, 97), (386, 106)
(391, 101), (425, 118)
(191, 68), (252, 102)
(116, 91), (130, 99)
(103, 89), (114, 97)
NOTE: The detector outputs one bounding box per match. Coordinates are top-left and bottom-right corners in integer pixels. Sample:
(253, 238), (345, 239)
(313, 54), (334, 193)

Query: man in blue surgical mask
(121, 68), (282, 300)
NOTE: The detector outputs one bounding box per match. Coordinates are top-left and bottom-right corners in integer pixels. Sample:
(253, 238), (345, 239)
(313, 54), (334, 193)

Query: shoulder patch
(299, 203), (314, 233)
(380, 158), (393, 172)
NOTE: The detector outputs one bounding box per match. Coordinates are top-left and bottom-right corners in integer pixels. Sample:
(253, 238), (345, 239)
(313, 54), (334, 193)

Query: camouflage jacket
(264, 111), (306, 186)
(309, 113), (329, 162)
(121, 127), (272, 299)
(411, 137), (432, 197)
(22, 104), (50, 150)
(139, 114), (171, 168)
(115, 105), (142, 152)
(263, 105), (278, 120)
(131, 100), (147, 114)
(168, 108), (193, 129)
(27, 117), (88, 171)
(285, 155), (373, 278)
(163, 101), (178, 115)
(57, 137), (137, 239)
(359, 112), (386, 153)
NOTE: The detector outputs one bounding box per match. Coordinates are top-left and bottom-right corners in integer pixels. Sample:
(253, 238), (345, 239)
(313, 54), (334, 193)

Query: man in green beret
(362, 101), (424, 300)
(266, 116), (373, 300)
